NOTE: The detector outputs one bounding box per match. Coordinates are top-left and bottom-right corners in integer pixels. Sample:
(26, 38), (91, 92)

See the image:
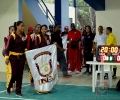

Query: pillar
(55, 0), (69, 31)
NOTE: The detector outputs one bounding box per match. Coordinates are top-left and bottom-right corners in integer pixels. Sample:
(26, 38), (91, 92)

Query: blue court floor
(0, 82), (120, 100)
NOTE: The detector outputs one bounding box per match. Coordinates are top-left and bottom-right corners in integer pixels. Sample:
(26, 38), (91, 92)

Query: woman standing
(35, 25), (51, 48)
(5, 21), (27, 96)
(83, 26), (95, 74)
(4, 26), (15, 92)
(29, 24), (41, 86)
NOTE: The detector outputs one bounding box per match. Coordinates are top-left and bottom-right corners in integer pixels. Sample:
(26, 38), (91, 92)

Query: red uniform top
(26, 33), (31, 50)
(5, 33), (27, 59)
(35, 34), (51, 48)
(67, 29), (81, 46)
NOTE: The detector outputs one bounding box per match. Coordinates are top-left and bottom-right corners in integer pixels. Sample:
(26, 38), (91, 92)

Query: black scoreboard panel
(96, 45), (120, 63)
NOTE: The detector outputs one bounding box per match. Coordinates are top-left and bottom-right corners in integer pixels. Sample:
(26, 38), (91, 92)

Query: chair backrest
(103, 65), (111, 71)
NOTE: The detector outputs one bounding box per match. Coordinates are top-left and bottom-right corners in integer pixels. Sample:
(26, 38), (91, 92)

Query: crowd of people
(3, 21), (117, 96)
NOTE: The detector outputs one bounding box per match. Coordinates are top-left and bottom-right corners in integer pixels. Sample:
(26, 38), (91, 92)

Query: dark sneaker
(6, 88), (10, 94)
(112, 75), (117, 79)
(16, 93), (23, 97)
(63, 75), (72, 78)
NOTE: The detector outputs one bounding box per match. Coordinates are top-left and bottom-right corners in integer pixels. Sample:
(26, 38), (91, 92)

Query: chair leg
(108, 72), (112, 88)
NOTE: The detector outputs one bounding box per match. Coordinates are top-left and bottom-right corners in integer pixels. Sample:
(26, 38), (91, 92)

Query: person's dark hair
(35, 24), (41, 28)
(71, 23), (75, 27)
(106, 27), (112, 32)
(85, 25), (92, 33)
(40, 25), (48, 33)
(14, 21), (23, 31)
(54, 24), (59, 29)
(82, 30), (86, 36)
(99, 26), (103, 29)
(9, 26), (14, 31)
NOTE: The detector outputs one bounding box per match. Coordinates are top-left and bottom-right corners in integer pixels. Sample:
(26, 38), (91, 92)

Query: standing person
(5, 21), (27, 96)
(35, 25), (51, 48)
(83, 26), (95, 74)
(51, 25), (71, 78)
(47, 25), (54, 35)
(26, 26), (34, 50)
(3, 26), (15, 92)
(61, 26), (69, 37)
(106, 27), (117, 79)
(67, 23), (81, 73)
(93, 26), (107, 70)
(29, 24), (41, 86)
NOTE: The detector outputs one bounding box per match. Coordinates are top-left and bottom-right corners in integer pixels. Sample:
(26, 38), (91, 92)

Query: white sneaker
(76, 71), (80, 74)
(68, 70), (73, 73)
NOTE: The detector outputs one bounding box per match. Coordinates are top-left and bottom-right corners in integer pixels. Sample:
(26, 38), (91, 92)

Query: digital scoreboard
(96, 45), (120, 62)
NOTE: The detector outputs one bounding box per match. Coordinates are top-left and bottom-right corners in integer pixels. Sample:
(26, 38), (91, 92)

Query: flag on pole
(25, 44), (58, 93)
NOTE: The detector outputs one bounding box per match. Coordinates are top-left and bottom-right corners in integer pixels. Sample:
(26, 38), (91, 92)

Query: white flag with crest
(25, 44), (58, 92)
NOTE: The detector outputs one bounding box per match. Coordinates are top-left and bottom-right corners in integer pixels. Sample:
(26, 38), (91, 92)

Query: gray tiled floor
(0, 68), (119, 87)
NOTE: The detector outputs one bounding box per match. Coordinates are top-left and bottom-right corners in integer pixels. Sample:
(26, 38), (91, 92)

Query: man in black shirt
(51, 25), (71, 78)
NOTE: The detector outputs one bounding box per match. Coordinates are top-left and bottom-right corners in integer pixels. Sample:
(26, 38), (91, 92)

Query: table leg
(92, 65), (95, 92)
(101, 65), (104, 85)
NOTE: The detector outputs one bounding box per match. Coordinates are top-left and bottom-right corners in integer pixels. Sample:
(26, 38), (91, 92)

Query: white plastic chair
(95, 65), (112, 88)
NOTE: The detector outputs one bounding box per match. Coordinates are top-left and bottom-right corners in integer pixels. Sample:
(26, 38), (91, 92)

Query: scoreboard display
(96, 45), (120, 62)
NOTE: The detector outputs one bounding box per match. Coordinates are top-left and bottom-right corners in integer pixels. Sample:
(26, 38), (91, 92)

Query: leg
(16, 60), (25, 94)
(7, 60), (18, 92)
(113, 65), (117, 78)
(57, 49), (68, 76)
(75, 48), (81, 72)
(68, 47), (74, 71)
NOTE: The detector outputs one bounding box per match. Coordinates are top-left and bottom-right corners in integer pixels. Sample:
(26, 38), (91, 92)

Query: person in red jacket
(67, 23), (81, 73)
(26, 26), (34, 50)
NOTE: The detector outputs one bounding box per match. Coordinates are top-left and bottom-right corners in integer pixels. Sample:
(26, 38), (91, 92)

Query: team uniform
(5, 33), (27, 95)
(67, 29), (81, 72)
(106, 33), (117, 78)
(4, 35), (14, 91)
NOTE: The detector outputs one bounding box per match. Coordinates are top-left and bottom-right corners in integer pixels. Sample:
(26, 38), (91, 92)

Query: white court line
(0, 97), (35, 100)
(0, 84), (30, 94)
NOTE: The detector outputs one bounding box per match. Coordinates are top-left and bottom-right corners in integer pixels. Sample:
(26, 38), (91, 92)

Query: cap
(49, 25), (53, 28)
(64, 26), (69, 29)
(28, 26), (34, 31)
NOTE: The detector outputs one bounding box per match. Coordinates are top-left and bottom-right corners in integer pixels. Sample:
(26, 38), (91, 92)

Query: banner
(25, 44), (58, 92)
(62, 35), (67, 59)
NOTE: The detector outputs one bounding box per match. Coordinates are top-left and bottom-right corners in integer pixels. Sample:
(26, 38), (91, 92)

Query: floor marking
(0, 97), (35, 100)
(0, 84), (30, 94)
(58, 84), (91, 86)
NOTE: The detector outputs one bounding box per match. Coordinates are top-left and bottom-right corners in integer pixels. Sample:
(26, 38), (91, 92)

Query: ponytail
(14, 22), (17, 31)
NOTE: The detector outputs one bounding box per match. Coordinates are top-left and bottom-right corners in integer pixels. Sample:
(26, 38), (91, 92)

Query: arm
(5, 35), (14, 59)
(4, 37), (8, 48)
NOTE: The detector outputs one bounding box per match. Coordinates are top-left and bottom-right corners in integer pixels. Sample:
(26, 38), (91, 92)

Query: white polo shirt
(94, 33), (107, 46)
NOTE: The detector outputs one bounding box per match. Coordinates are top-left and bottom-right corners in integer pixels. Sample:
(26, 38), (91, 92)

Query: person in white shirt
(94, 26), (107, 54)
(93, 26), (107, 71)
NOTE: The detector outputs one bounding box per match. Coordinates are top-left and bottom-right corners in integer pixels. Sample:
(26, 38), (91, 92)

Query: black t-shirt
(61, 32), (68, 37)
(84, 33), (95, 51)
(51, 32), (63, 48)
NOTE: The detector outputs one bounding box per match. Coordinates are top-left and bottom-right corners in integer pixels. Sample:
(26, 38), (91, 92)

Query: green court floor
(0, 82), (120, 100)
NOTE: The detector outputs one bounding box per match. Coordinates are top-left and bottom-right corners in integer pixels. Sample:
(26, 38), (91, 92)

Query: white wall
(0, 0), (19, 72)
(96, 0), (120, 45)
(96, 0), (120, 76)
(45, 3), (75, 26)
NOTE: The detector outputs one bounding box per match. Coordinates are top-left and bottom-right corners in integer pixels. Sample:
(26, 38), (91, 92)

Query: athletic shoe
(6, 88), (10, 94)
(16, 93), (23, 97)
(112, 75), (117, 79)
(68, 70), (74, 73)
(76, 71), (80, 74)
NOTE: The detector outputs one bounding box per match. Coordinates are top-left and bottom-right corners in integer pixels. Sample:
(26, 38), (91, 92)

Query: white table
(86, 61), (120, 92)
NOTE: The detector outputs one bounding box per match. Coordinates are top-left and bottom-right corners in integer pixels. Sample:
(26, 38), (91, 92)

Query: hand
(60, 48), (65, 52)
(91, 50), (93, 54)
(54, 42), (57, 45)
(5, 58), (9, 65)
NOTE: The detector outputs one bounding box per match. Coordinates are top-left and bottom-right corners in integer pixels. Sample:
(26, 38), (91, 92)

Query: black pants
(57, 49), (68, 76)
(84, 49), (93, 73)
